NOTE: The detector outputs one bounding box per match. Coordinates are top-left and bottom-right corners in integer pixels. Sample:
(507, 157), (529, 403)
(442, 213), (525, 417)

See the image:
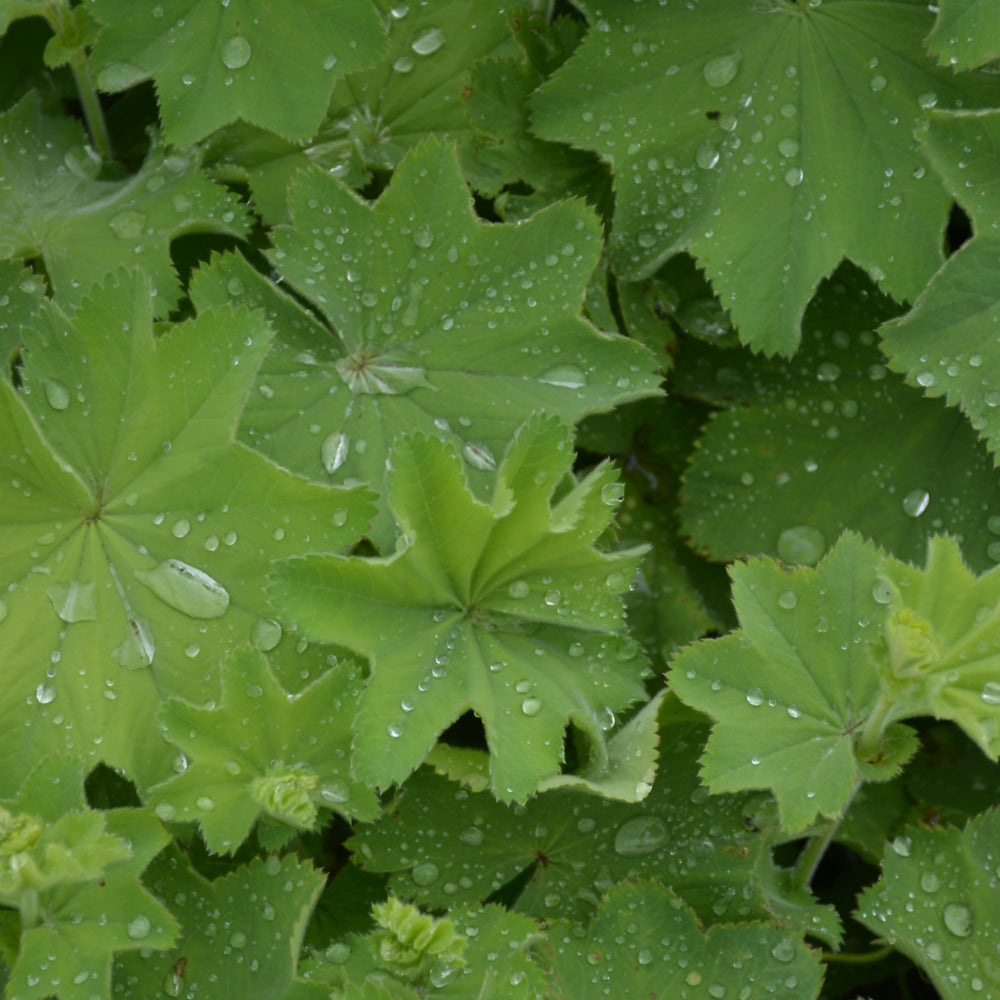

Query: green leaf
(0, 0), (47, 38)
(88, 0), (386, 146)
(855, 808), (1000, 999)
(0, 95), (250, 315)
(881, 109), (1000, 460)
(0, 269), (374, 795)
(271, 414), (649, 799)
(872, 536), (1000, 760)
(0, 757), (178, 1000)
(114, 847), (325, 999)
(148, 647), (379, 854)
(350, 704), (795, 932)
(530, 0), (1000, 354)
(669, 532), (890, 833)
(0, 260), (45, 364)
(234, 137), (659, 547)
(545, 880), (823, 1000)
(679, 265), (1000, 573)
(926, 0), (1000, 70)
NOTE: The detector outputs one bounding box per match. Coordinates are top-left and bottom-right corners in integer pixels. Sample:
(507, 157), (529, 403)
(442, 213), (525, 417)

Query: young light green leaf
(0, 269), (374, 796)
(679, 266), (1000, 573)
(872, 536), (1000, 760)
(349, 704), (800, 933)
(0, 95), (250, 315)
(1, 757), (178, 1000)
(271, 415), (650, 800)
(530, 0), (1000, 354)
(881, 110), (1000, 460)
(252, 137), (659, 546)
(0, 0), (48, 38)
(148, 647), (378, 854)
(88, 0), (385, 146)
(856, 808), (1000, 1000)
(113, 847), (325, 1000)
(546, 881), (823, 1000)
(926, 0), (1000, 70)
(669, 532), (891, 833)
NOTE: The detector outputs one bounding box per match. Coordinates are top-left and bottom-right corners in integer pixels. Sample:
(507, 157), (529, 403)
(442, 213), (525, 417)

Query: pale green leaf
(546, 881), (823, 1000)
(271, 415), (650, 800)
(926, 0), (1000, 70)
(531, 0), (1000, 353)
(0, 270), (374, 796)
(855, 808), (1000, 1000)
(669, 532), (890, 833)
(0, 95), (250, 315)
(89, 0), (385, 145)
(0, 260), (45, 363)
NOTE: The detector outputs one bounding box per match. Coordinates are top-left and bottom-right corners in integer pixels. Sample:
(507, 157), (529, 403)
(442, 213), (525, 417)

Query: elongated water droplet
(322, 432), (349, 474)
(614, 815), (668, 856)
(44, 379), (71, 411)
(411, 27), (446, 55)
(696, 142), (720, 170)
(135, 559), (230, 618)
(703, 50), (742, 87)
(539, 365), (587, 389)
(221, 35), (252, 69)
(463, 442), (496, 471)
(47, 580), (98, 622)
(112, 617), (155, 670)
(981, 681), (1000, 705)
(96, 62), (146, 91)
(902, 489), (929, 518)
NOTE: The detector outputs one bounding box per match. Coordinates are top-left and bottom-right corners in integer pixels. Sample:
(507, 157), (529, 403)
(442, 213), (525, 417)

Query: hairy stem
(791, 779), (862, 891)
(821, 944), (894, 965)
(856, 691), (894, 761)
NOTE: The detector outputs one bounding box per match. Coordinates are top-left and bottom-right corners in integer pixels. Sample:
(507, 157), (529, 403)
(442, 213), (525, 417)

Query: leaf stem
(20, 888), (40, 929)
(856, 691), (894, 761)
(791, 778), (862, 890)
(49, 0), (112, 162)
(820, 944), (894, 965)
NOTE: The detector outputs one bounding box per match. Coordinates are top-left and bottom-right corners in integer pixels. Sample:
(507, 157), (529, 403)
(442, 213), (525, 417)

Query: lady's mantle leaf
(114, 847), (325, 1000)
(237, 137), (659, 547)
(0, 95), (249, 316)
(530, 0), (1000, 354)
(1, 757), (178, 1000)
(546, 881), (823, 1000)
(926, 0), (1000, 70)
(856, 809), (1000, 1000)
(148, 648), (379, 854)
(270, 415), (650, 801)
(88, 0), (385, 146)
(669, 533), (890, 833)
(873, 536), (1000, 760)
(881, 110), (1000, 462)
(0, 270), (374, 796)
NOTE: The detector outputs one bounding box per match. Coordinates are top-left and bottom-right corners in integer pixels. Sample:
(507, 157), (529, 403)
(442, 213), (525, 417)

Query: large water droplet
(109, 210), (147, 239)
(613, 815), (668, 856)
(981, 681), (1000, 705)
(521, 697), (542, 716)
(36, 683), (56, 704)
(112, 617), (155, 670)
(126, 915), (151, 940)
(777, 590), (798, 610)
(771, 938), (796, 962)
(463, 442), (496, 471)
(413, 225), (434, 248)
(872, 580), (894, 604)
(746, 687), (764, 706)
(196, 796), (216, 812)
(459, 825), (484, 846)
(942, 901), (974, 938)
(221, 35), (252, 69)
(321, 779), (351, 805)
(777, 526), (826, 566)
(251, 618), (282, 651)
(508, 580), (530, 598)
(135, 559), (230, 618)
(47, 580), (98, 622)
(411, 861), (440, 885)
(411, 27), (446, 55)
(702, 50), (742, 87)
(322, 432), (349, 474)
(43, 379), (71, 411)
(539, 365), (587, 389)
(696, 142), (721, 170)
(902, 489), (929, 518)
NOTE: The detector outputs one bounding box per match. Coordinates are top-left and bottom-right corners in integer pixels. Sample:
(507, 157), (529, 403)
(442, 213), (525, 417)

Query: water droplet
(134, 559), (230, 618)
(902, 489), (929, 518)
(981, 681), (1000, 705)
(387, 722), (403, 738)
(251, 618), (282, 651)
(392, 56), (414, 73)
(0, 599), (7, 624)
(696, 142), (720, 170)
(784, 167), (804, 187)
(777, 526), (826, 566)
(411, 861), (440, 885)
(872, 580), (894, 604)
(43, 379), (71, 411)
(942, 901), (973, 937)
(771, 938), (796, 962)
(539, 364), (587, 389)
(323, 54), (338, 70)
(96, 62), (146, 91)
(918, 92), (937, 109)
(322, 432), (349, 474)
(870, 74), (887, 92)
(109, 210), (148, 239)
(413, 225), (434, 248)
(521, 697), (542, 716)
(230, 931), (247, 949)
(508, 580), (529, 598)
(171, 518), (190, 538)
(411, 27), (446, 55)
(221, 35), (252, 69)
(777, 590), (798, 610)
(613, 815), (668, 856)
(601, 482), (624, 505)
(463, 442), (496, 471)
(459, 825), (484, 846)
(890, 836), (912, 857)
(321, 779), (351, 805)
(47, 580), (97, 622)
(920, 871), (940, 893)
(196, 796), (215, 812)
(746, 687), (764, 706)
(36, 683), (56, 704)
(777, 138), (799, 158)
(163, 970), (183, 997)
(126, 915), (151, 940)
(702, 50), (742, 87)
(112, 618), (155, 670)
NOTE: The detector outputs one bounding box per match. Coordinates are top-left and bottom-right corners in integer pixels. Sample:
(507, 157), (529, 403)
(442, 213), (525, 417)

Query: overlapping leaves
(270, 414), (650, 801)
(531, 0), (1000, 354)
(0, 269), (373, 795)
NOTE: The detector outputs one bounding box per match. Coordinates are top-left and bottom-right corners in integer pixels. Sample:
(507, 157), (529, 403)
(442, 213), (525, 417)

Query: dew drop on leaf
(171, 518), (190, 538)
(411, 27), (446, 55)
(43, 378), (71, 411)
(458, 825), (484, 846)
(696, 142), (720, 170)
(251, 618), (282, 651)
(126, 915), (151, 940)
(777, 590), (797, 610)
(784, 167), (804, 187)
(95, 62), (146, 91)
(702, 50), (742, 87)
(776, 525), (826, 565)
(413, 225), (434, 248)
(902, 489), (929, 518)
(771, 938), (796, 962)
(134, 559), (230, 619)
(463, 442), (496, 471)
(321, 779), (351, 805)
(196, 796), (216, 812)
(942, 902), (974, 938)
(112, 617), (155, 670)
(109, 209), (148, 239)
(411, 861), (440, 885)
(613, 814), (668, 856)
(981, 681), (1000, 705)
(36, 683), (56, 704)
(601, 482), (624, 505)
(47, 580), (97, 622)
(221, 35), (252, 69)
(746, 687), (764, 706)
(872, 580), (893, 604)
(508, 580), (529, 598)
(921, 872), (940, 892)
(521, 697), (542, 716)
(538, 364), (587, 389)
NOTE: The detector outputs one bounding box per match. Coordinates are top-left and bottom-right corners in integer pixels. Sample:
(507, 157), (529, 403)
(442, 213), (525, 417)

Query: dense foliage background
(1, 1), (999, 998)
